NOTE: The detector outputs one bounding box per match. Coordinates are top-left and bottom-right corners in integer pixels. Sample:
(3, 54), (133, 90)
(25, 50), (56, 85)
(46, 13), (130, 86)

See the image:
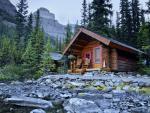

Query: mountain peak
(35, 7), (55, 20)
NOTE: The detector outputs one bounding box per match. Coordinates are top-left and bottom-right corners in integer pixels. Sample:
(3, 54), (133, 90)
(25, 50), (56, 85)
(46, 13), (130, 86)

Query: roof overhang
(63, 28), (145, 55)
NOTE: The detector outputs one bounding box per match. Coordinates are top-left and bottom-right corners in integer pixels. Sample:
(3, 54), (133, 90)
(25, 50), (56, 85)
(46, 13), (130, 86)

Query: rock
(104, 109), (120, 113)
(122, 111), (129, 113)
(60, 93), (72, 99)
(69, 81), (85, 87)
(103, 94), (113, 99)
(45, 79), (52, 84)
(112, 90), (125, 94)
(11, 81), (23, 85)
(4, 96), (53, 109)
(95, 99), (112, 109)
(30, 109), (46, 113)
(130, 107), (148, 113)
(64, 98), (102, 113)
(93, 81), (104, 87)
(122, 85), (130, 91)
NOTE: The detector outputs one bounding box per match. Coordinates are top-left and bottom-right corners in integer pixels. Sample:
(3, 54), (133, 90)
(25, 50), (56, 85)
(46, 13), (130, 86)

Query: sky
(10, 0), (147, 25)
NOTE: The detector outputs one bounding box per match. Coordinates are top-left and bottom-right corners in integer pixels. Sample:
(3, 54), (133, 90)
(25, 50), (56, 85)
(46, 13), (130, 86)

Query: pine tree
(40, 38), (56, 74)
(59, 38), (62, 52)
(90, 0), (113, 35)
(25, 13), (33, 46)
(131, 0), (141, 45)
(146, 0), (150, 14)
(35, 10), (40, 31)
(0, 36), (17, 67)
(116, 12), (121, 39)
(22, 39), (37, 78)
(81, 0), (88, 27)
(140, 9), (145, 25)
(74, 20), (80, 34)
(65, 23), (72, 45)
(87, 3), (93, 29)
(16, 0), (28, 46)
(55, 36), (59, 51)
(22, 11), (45, 78)
(120, 0), (132, 43)
(138, 22), (150, 54)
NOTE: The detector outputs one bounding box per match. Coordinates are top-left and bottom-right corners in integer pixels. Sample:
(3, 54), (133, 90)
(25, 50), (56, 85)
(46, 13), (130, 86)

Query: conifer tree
(90, 0), (113, 35)
(55, 36), (59, 51)
(81, 0), (88, 27)
(116, 12), (121, 39)
(120, 0), (132, 43)
(146, 0), (150, 14)
(74, 20), (80, 34)
(25, 13), (33, 47)
(22, 11), (44, 78)
(140, 9), (145, 25)
(65, 23), (72, 45)
(87, 3), (93, 29)
(22, 39), (37, 78)
(0, 36), (16, 67)
(16, 0), (28, 46)
(138, 22), (150, 54)
(131, 0), (141, 44)
(40, 38), (56, 74)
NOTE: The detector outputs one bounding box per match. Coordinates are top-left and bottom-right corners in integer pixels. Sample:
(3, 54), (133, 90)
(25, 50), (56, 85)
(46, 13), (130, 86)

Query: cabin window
(94, 47), (100, 63)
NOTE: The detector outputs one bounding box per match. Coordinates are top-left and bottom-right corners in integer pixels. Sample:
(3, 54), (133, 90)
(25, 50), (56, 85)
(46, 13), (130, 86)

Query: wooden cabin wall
(110, 49), (118, 71)
(102, 46), (110, 69)
(117, 50), (138, 71)
(82, 41), (102, 68)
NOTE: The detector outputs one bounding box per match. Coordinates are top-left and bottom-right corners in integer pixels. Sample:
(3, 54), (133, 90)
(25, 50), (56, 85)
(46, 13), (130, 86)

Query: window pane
(95, 48), (100, 63)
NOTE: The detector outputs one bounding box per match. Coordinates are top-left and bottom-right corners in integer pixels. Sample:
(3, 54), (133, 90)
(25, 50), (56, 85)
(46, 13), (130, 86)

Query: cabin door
(84, 51), (92, 68)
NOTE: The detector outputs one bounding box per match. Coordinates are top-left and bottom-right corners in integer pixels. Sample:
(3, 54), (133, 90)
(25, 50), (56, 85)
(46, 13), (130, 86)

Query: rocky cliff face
(0, 0), (16, 23)
(33, 8), (66, 39)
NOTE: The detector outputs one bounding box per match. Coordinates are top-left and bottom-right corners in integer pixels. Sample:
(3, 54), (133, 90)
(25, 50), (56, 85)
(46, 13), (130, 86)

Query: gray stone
(122, 85), (130, 91)
(103, 94), (113, 99)
(104, 109), (120, 113)
(95, 99), (112, 109)
(30, 109), (46, 113)
(112, 90), (125, 94)
(60, 93), (72, 98)
(93, 81), (104, 87)
(4, 96), (53, 109)
(69, 81), (85, 87)
(64, 98), (102, 113)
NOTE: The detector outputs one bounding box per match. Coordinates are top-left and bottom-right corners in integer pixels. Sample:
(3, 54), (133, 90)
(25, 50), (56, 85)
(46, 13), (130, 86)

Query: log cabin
(63, 28), (145, 73)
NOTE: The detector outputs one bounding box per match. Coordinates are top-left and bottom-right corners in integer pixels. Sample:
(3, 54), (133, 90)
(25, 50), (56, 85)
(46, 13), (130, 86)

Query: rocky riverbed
(0, 72), (150, 113)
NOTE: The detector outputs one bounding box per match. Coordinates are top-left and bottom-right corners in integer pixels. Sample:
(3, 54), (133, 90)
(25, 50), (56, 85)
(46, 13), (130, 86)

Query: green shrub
(139, 67), (150, 75)
(0, 64), (24, 81)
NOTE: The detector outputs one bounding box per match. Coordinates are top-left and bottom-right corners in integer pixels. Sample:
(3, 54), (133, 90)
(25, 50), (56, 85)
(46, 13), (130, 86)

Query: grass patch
(96, 86), (107, 91)
(139, 87), (150, 95)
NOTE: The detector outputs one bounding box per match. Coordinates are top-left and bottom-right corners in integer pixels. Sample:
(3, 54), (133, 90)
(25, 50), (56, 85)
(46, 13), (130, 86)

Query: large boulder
(4, 96), (53, 109)
(63, 98), (102, 113)
(30, 109), (46, 113)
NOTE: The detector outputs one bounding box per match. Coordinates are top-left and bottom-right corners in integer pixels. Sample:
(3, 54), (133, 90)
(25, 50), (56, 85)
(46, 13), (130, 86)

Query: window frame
(94, 47), (101, 64)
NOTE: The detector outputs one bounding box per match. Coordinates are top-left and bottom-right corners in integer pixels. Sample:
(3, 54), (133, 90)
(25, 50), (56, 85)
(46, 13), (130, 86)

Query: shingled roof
(63, 28), (144, 55)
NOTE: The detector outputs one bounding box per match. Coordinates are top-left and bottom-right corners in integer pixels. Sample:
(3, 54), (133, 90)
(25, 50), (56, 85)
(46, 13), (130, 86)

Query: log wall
(117, 50), (138, 71)
(110, 49), (118, 71)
